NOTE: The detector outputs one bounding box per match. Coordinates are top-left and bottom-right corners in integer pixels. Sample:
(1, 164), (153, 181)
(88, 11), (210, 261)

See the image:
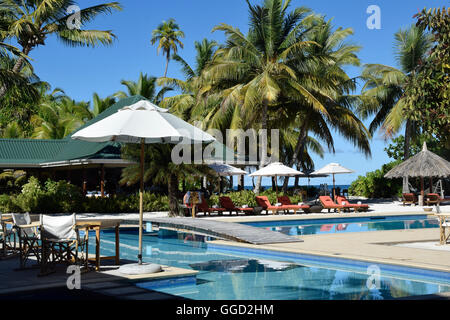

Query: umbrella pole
(332, 173), (336, 200)
(138, 138), (144, 265)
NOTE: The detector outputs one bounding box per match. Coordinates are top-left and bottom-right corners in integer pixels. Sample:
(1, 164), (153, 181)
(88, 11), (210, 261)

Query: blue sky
(26, 0), (447, 186)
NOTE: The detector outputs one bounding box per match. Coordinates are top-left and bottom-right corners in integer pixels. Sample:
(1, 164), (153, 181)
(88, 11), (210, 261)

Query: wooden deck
(144, 217), (303, 245)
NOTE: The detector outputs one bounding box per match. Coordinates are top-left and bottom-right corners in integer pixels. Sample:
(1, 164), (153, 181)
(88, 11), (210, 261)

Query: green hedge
(348, 161), (403, 198)
(0, 176), (169, 214)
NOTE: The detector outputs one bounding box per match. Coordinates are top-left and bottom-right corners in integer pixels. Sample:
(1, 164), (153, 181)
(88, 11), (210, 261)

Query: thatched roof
(385, 142), (450, 178)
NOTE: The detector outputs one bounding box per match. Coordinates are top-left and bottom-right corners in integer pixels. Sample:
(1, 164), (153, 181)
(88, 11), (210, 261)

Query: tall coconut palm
(207, 0), (327, 192)
(151, 18), (185, 77)
(279, 17), (371, 191)
(358, 25), (432, 160)
(0, 0), (122, 99)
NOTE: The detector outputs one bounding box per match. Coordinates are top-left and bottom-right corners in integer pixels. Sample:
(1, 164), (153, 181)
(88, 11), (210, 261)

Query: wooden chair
(12, 213), (41, 269)
(402, 193), (418, 206)
(318, 196), (344, 213)
(39, 214), (88, 275)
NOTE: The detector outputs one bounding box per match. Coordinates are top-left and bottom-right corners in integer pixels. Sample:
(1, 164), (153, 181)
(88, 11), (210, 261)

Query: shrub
(348, 161), (403, 198)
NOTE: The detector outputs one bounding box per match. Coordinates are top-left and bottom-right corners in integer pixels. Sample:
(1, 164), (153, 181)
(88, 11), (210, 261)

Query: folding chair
(0, 212), (17, 259)
(40, 214), (88, 275)
(12, 213), (41, 269)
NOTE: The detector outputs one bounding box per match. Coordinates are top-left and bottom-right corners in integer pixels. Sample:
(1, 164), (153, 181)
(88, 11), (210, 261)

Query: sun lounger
(318, 196), (344, 213)
(425, 193), (443, 206)
(277, 196), (310, 213)
(402, 193), (418, 206)
(219, 197), (255, 215)
(196, 198), (226, 216)
(335, 196), (369, 212)
(255, 196), (306, 214)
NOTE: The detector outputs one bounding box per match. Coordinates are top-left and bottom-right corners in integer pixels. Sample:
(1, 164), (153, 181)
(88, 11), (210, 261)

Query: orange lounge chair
(319, 196), (344, 213)
(335, 196), (369, 212)
(219, 196), (256, 215)
(402, 193), (418, 206)
(255, 196), (305, 215)
(277, 196), (310, 213)
(183, 194), (225, 216)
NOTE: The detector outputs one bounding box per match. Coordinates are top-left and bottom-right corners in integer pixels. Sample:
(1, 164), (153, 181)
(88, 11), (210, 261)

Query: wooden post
(100, 165), (105, 198)
(82, 168), (87, 195)
(229, 175), (233, 192)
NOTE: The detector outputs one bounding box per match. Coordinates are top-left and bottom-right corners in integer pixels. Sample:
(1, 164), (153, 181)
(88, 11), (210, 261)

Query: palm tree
(206, 0), (327, 192)
(358, 25), (432, 160)
(151, 18), (185, 77)
(158, 38), (219, 120)
(115, 72), (171, 102)
(120, 144), (215, 216)
(0, 0), (122, 99)
(91, 92), (116, 117)
(279, 17), (371, 190)
(31, 94), (91, 139)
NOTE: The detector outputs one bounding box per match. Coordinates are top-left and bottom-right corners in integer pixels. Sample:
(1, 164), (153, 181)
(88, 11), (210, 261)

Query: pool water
(90, 228), (450, 300)
(243, 216), (440, 236)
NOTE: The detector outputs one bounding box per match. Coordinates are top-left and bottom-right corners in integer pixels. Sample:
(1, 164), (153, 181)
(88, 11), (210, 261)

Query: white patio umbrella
(208, 163), (247, 177)
(72, 99), (215, 271)
(249, 162), (303, 195)
(313, 163), (354, 199)
(208, 163), (248, 193)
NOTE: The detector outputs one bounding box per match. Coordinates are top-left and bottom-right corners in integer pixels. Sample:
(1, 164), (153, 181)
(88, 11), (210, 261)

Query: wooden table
(76, 219), (122, 271)
(434, 213), (450, 245)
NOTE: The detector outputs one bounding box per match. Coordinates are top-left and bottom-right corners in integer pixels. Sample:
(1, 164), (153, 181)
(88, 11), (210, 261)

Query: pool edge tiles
(206, 241), (450, 286)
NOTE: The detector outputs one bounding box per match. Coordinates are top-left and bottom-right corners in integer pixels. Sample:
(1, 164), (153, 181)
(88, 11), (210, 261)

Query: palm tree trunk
(404, 119), (412, 160)
(402, 119), (412, 194)
(282, 125), (307, 192)
(254, 99), (269, 194)
(164, 52), (170, 78)
(168, 173), (179, 216)
(0, 45), (32, 100)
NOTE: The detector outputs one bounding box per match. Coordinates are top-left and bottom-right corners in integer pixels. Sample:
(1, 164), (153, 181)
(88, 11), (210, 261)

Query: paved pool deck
(208, 228), (450, 274)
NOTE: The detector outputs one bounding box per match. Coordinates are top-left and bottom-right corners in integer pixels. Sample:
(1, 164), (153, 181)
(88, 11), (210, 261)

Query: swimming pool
(90, 227), (450, 300)
(242, 215), (440, 236)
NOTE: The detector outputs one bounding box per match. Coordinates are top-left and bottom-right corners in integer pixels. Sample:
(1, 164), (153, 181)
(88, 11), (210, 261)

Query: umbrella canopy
(208, 163), (247, 176)
(384, 142), (450, 179)
(72, 99), (214, 144)
(249, 162), (303, 195)
(249, 162), (304, 177)
(385, 142), (450, 200)
(313, 163), (354, 175)
(313, 163), (354, 199)
(72, 98), (215, 267)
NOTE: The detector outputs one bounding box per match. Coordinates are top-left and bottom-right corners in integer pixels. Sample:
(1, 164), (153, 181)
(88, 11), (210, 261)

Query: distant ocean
(236, 184), (351, 191)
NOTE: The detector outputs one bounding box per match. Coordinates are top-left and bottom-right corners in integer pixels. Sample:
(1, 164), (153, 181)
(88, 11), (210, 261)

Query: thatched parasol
(384, 142), (450, 198)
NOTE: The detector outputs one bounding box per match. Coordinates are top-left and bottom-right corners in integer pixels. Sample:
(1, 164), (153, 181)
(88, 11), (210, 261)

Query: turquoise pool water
(90, 225), (450, 300)
(243, 215), (440, 236)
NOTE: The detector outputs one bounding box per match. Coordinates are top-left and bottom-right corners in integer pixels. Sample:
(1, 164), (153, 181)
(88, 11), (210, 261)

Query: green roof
(0, 95), (148, 166)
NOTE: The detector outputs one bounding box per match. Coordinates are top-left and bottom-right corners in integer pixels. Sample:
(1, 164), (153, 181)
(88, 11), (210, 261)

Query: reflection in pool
(92, 229), (450, 300)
